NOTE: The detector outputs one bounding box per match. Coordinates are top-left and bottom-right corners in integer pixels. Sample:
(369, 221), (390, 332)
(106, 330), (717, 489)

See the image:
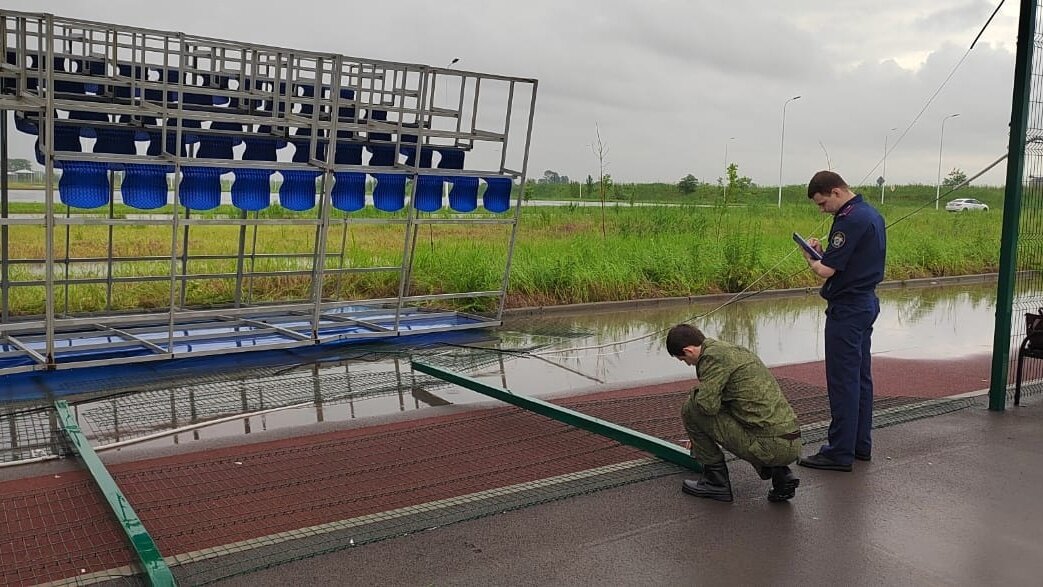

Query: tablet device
(792, 232), (823, 261)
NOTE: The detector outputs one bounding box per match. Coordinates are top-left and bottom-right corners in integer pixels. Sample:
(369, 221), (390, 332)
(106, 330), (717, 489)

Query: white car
(945, 198), (989, 212)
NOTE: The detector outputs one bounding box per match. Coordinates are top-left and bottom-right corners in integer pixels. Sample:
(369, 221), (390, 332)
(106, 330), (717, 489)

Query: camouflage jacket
(693, 338), (799, 434)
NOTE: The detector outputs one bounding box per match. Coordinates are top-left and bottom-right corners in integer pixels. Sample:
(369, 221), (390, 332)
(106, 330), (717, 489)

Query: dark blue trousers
(820, 297), (880, 464)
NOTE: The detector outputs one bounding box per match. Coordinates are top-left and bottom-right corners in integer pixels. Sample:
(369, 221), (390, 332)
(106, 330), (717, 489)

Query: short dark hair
(807, 170), (848, 198)
(665, 324), (705, 356)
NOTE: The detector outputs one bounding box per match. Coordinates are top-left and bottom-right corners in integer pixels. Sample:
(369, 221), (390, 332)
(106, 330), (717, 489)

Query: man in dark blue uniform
(798, 171), (886, 472)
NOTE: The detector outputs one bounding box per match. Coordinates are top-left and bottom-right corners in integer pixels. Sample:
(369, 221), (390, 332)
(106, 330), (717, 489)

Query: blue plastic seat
(365, 108), (391, 142)
(368, 145), (397, 167)
(196, 122), (243, 159)
(160, 67), (181, 103)
(53, 57), (86, 94)
(54, 121), (108, 208)
(178, 123), (242, 211)
(14, 112), (39, 139)
(372, 173), (406, 212)
(78, 58), (107, 94)
(437, 148), (465, 170)
(331, 172), (366, 212)
(58, 161), (110, 208)
(232, 128), (284, 211)
(179, 166), (222, 210)
(45, 117), (110, 209)
(448, 177), (479, 213)
(146, 127), (191, 158)
(483, 177), (513, 213)
(2, 51), (20, 94)
(112, 114), (170, 209)
(296, 83), (316, 116)
(122, 163), (170, 209)
(182, 74), (229, 108)
(413, 175), (444, 212)
(434, 148), (476, 212)
(79, 112), (137, 172)
(401, 146), (433, 168)
(279, 135), (327, 211)
(114, 63), (144, 99)
(23, 53), (39, 92)
(335, 88), (356, 139)
(233, 166), (276, 213)
(331, 142), (365, 212)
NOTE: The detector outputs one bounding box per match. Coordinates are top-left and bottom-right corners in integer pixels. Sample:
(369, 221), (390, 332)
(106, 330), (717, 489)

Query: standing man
(799, 171), (886, 472)
(667, 324), (802, 503)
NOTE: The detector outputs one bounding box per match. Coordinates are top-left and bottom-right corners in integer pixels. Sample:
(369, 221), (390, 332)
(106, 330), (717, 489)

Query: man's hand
(806, 237), (824, 255)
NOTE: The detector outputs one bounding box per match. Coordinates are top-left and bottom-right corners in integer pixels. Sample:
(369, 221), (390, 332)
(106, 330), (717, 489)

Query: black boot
(682, 462), (733, 502)
(767, 466), (800, 502)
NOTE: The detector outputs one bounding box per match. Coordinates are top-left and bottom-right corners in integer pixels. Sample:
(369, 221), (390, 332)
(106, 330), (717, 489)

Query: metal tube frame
(0, 10), (537, 377)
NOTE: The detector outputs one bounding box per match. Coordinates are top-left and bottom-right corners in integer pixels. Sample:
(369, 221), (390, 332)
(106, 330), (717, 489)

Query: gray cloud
(4, 0), (1022, 188)
(914, 1), (997, 33)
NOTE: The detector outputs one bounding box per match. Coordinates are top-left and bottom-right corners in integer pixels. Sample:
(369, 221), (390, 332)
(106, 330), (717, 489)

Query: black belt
(778, 431), (801, 440)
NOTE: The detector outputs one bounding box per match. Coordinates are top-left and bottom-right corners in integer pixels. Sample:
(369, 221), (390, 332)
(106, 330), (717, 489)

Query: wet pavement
(229, 395), (1043, 587)
(0, 353), (997, 585)
(2, 277), (1040, 584)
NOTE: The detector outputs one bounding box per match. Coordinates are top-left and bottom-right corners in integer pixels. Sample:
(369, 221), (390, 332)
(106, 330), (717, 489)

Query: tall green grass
(0, 185), (1008, 314)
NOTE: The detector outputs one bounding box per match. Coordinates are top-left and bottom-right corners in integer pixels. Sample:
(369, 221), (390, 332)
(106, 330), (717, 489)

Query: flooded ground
(39, 278), (995, 455)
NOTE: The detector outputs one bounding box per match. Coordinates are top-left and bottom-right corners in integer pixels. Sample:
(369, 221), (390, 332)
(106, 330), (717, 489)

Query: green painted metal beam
(990, 0), (1037, 411)
(411, 361), (702, 472)
(54, 401), (176, 587)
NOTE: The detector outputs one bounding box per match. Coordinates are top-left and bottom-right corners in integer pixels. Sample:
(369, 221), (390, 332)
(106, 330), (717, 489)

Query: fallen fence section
(410, 361), (702, 472)
(54, 400), (176, 587)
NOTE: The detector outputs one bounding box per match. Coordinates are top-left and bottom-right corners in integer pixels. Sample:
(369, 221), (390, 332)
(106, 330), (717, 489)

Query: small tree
(584, 174), (594, 199)
(725, 163), (753, 196)
(7, 158), (32, 172)
(677, 174), (699, 194)
(943, 167), (968, 188)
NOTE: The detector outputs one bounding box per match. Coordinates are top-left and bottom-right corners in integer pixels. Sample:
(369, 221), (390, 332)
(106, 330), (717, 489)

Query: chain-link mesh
(1008, 2), (1043, 403)
(0, 405), (68, 463)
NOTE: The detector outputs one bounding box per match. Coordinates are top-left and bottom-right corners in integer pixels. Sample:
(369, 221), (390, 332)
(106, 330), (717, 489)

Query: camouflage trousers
(682, 396), (801, 467)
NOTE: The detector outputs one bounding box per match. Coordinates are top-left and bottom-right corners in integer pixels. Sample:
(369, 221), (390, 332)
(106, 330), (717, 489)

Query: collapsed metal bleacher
(0, 10), (538, 377)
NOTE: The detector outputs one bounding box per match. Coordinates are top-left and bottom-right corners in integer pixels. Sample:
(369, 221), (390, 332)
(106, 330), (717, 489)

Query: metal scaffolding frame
(0, 10), (538, 378)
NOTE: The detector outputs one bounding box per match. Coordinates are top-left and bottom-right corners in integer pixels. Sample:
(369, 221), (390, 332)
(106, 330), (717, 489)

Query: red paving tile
(773, 353), (992, 398)
(0, 355), (990, 585)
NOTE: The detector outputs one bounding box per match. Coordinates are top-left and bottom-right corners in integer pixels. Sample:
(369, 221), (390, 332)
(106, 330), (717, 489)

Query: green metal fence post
(54, 401), (176, 586)
(411, 361), (702, 472)
(990, 0), (1037, 411)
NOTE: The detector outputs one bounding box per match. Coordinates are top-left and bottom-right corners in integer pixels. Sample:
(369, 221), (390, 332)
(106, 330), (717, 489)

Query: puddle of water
(492, 282), (999, 399)
(32, 280), (1009, 454)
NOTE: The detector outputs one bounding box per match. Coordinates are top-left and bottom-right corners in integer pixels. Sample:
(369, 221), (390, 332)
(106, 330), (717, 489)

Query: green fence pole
(411, 361), (702, 472)
(990, 0), (1037, 411)
(54, 401), (176, 586)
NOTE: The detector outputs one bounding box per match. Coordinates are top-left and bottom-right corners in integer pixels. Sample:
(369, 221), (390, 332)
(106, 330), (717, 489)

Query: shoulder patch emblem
(831, 232), (846, 249)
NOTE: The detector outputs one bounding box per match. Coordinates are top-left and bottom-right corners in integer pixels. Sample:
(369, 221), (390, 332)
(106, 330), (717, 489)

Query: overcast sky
(7, 0), (1022, 187)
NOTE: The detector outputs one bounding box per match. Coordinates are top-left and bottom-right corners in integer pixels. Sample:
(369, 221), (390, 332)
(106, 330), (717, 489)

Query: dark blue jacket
(820, 194), (886, 303)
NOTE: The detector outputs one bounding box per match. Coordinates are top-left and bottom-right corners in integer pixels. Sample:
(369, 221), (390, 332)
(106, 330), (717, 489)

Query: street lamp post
(777, 95), (801, 208)
(881, 127), (897, 204)
(723, 136), (735, 199)
(936, 113), (960, 210)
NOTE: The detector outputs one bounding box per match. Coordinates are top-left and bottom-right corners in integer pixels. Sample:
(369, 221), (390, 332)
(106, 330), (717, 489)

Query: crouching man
(666, 324), (802, 503)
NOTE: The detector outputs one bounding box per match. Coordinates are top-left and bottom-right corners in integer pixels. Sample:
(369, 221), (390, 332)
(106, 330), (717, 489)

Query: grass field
(0, 182), (1009, 314)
